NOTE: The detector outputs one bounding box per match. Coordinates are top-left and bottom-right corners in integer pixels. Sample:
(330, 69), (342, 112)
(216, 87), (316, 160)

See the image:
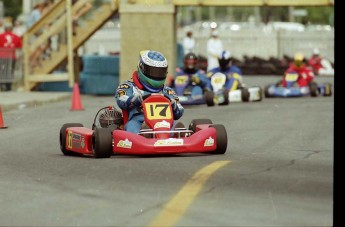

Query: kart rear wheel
(92, 128), (113, 158)
(209, 124), (227, 154)
(241, 87), (250, 102)
(309, 82), (319, 97)
(59, 123), (84, 156)
(205, 91), (215, 106)
(188, 119), (213, 132)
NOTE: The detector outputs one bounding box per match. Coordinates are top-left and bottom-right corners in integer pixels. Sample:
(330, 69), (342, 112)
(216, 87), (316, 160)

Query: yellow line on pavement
(147, 160), (231, 227)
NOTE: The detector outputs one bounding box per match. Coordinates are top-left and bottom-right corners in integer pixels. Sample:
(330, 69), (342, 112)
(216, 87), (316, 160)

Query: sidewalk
(0, 91), (71, 112)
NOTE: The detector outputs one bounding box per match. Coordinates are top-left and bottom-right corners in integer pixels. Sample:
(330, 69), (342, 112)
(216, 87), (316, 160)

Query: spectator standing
(13, 19), (27, 37)
(0, 23), (23, 91)
(27, 2), (45, 29)
(183, 31), (196, 55)
(308, 48), (334, 76)
(206, 30), (223, 71)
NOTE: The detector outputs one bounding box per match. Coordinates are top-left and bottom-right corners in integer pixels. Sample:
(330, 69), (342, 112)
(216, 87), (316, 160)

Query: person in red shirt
(0, 22), (22, 91)
(279, 53), (315, 87)
(308, 48), (334, 76)
(308, 48), (323, 75)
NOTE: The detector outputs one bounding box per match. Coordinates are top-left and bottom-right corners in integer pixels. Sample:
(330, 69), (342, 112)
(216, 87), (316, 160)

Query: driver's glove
(191, 75), (201, 85)
(132, 94), (143, 107)
(171, 99), (178, 111)
(164, 94), (178, 111)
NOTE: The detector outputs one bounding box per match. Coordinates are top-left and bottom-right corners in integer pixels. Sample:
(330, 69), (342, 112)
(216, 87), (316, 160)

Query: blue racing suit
(115, 71), (184, 134)
(207, 66), (243, 91)
(175, 67), (210, 95)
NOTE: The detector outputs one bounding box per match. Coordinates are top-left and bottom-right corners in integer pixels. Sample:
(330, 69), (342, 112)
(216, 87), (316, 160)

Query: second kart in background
(172, 53), (212, 105)
(206, 50), (263, 106)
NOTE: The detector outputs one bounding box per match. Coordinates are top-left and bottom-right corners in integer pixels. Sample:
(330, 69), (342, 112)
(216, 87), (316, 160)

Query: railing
(23, 0), (119, 91)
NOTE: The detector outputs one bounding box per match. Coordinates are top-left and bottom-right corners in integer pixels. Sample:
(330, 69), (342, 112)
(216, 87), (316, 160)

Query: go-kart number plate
(211, 74), (226, 85)
(285, 73), (298, 82)
(175, 76), (188, 85)
(144, 102), (172, 120)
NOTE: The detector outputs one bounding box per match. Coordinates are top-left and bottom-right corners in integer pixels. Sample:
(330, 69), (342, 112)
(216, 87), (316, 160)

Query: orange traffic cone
(0, 106), (8, 129)
(70, 83), (84, 111)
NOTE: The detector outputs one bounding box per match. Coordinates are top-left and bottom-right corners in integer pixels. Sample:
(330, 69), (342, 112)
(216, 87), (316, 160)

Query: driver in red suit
(280, 53), (315, 87)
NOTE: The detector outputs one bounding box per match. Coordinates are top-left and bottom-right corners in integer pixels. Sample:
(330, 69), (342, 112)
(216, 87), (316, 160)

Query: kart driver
(207, 50), (244, 90)
(115, 50), (184, 134)
(174, 52), (210, 92)
(280, 53), (315, 87)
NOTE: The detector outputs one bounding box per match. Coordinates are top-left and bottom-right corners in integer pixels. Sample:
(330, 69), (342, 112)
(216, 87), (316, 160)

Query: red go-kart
(59, 94), (228, 158)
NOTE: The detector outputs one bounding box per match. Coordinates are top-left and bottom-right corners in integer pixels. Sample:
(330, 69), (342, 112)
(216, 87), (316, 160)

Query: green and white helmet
(137, 50), (168, 90)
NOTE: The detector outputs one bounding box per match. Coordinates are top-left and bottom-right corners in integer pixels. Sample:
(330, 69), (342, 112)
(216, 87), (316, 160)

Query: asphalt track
(0, 76), (334, 226)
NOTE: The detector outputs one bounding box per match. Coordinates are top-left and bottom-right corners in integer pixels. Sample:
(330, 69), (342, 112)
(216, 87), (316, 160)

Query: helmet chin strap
(132, 71), (163, 93)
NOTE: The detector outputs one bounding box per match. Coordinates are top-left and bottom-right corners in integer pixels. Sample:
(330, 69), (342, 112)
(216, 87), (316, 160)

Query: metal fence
(0, 48), (23, 84)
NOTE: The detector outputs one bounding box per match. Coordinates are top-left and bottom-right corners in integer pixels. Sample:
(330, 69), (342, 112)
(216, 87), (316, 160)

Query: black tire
(59, 123), (84, 156)
(92, 128), (113, 158)
(323, 83), (332, 96)
(209, 124), (228, 154)
(205, 91), (215, 106)
(219, 89), (229, 105)
(264, 85), (271, 98)
(309, 82), (319, 97)
(241, 87), (250, 102)
(188, 119), (213, 132)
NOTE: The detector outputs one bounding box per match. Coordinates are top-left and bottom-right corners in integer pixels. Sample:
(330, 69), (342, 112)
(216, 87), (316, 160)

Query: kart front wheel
(205, 91), (215, 106)
(188, 119), (213, 133)
(209, 124), (227, 154)
(92, 128), (113, 158)
(264, 84), (274, 98)
(219, 89), (229, 105)
(309, 82), (319, 97)
(59, 123), (84, 156)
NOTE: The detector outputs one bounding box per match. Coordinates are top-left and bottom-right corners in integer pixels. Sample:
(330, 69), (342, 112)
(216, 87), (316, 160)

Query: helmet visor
(138, 68), (166, 88)
(184, 59), (197, 69)
(294, 59), (303, 67)
(218, 58), (231, 69)
(139, 61), (168, 80)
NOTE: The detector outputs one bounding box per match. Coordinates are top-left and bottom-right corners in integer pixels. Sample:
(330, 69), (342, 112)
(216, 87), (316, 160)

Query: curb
(1, 94), (71, 112)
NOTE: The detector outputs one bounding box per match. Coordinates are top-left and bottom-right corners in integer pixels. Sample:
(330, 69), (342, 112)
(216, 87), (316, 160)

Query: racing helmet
(137, 50), (168, 90)
(218, 50), (232, 70)
(293, 53), (305, 68)
(313, 48), (320, 56)
(183, 52), (198, 73)
(98, 107), (123, 128)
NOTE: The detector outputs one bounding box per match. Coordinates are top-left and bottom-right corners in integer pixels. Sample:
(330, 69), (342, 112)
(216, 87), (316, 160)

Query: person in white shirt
(207, 30), (223, 71)
(183, 31), (196, 55)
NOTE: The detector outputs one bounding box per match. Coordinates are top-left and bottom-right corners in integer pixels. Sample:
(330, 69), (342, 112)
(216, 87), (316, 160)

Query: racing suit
(207, 65), (243, 91)
(174, 67), (210, 96)
(282, 63), (315, 87)
(115, 71), (184, 134)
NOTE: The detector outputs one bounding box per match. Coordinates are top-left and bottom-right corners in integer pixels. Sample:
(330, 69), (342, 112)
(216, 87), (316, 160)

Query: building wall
(119, 4), (176, 83)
